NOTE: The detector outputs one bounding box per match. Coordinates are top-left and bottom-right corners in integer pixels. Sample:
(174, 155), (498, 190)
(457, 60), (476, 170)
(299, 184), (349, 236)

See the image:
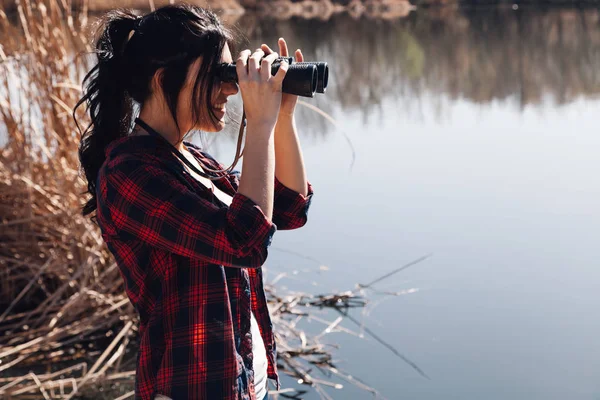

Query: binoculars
(217, 57), (329, 98)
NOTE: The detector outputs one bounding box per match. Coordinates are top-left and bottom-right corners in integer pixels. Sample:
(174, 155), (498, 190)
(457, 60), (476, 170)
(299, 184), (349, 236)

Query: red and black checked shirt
(96, 135), (313, 400)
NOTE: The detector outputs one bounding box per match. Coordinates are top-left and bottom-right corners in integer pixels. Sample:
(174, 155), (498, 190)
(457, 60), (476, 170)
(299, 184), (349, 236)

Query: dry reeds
(0, 2), (136, 398)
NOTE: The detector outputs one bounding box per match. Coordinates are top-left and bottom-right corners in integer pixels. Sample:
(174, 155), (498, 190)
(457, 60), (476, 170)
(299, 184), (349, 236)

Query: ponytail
(74, 10), (138, 217)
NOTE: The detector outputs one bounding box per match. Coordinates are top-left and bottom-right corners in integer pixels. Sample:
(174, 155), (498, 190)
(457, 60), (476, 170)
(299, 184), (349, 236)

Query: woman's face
(176, 42), (238, 134)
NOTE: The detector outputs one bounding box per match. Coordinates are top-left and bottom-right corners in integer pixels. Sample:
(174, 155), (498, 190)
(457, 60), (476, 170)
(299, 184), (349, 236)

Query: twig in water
(355, 253), (432, 293)
(338, 309), (430, 380)
(271, 245), (325, 265)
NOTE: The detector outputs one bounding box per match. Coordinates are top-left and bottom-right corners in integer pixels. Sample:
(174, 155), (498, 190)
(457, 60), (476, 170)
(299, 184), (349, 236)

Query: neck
(138, 101), (187, 152)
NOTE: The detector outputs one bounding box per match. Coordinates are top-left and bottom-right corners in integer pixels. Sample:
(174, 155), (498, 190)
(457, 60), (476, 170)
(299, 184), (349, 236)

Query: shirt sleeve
(100, 159), (276, 268)
(272, 177), (313, 231)
(196, 149), (314, 231)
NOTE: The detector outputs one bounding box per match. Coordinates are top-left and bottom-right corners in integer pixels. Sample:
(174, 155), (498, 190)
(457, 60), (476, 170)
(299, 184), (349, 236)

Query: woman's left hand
(261, 38), (304, 118)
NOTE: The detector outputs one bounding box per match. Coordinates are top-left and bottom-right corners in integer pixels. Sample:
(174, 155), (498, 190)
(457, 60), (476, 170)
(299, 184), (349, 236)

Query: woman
(75, 5), (313, 400)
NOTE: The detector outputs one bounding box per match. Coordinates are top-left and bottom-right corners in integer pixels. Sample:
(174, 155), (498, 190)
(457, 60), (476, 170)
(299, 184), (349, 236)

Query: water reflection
(236, 8), (600, 132)
(4, 8), (600, 135)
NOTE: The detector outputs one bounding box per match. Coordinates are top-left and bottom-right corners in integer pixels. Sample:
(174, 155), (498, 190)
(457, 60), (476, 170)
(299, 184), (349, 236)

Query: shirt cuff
(275, 177), (313, 208)
(274, 177), (314, 211)
(272, 178), (314, 231)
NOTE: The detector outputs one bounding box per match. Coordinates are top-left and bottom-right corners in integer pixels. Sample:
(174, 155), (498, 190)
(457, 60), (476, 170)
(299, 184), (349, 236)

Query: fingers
(261, 43), (274, 55)
(247, 49), (265, 80)
(261, 52), (279, 81)
(237, 46), (286, 93)
(278, 38), (303, 64)
(271, 59), (289, 88)
(278, 37), (289, 57)
(236, 49), (252, 81)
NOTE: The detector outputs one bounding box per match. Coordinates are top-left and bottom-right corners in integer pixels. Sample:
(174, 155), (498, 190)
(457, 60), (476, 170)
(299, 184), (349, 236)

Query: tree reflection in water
(230, 9), (600, 137)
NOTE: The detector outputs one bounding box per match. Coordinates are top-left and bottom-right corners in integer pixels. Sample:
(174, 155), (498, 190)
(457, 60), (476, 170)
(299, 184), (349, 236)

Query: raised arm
(235, 48), (289, 220)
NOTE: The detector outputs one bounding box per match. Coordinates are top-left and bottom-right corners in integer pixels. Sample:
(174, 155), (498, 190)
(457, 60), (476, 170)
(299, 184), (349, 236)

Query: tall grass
(1, 0), (94, 306)
(0, 2), (141, 397)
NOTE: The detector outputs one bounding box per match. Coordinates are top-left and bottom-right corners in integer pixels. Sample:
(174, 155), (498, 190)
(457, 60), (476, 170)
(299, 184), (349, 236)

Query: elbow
(230, 224), (275, 268)
(248, 246), (270, 268)
(232, 238), (271, 269)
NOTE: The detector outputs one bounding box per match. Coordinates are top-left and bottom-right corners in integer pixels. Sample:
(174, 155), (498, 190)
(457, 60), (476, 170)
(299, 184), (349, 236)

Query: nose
(220, 81), (238, 97)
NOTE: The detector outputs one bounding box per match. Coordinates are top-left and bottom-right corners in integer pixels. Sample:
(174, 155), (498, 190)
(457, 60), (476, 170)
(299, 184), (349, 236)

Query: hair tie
(127, 16), (142, 43)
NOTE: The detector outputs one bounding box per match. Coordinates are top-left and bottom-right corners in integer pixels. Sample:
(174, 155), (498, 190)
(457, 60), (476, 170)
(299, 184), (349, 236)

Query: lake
(203, 8), (600, 400)
(2, 5), (600, 400)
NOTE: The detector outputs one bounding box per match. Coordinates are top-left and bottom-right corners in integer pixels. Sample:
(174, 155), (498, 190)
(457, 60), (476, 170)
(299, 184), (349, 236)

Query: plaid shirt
(96, 135), (313, 400)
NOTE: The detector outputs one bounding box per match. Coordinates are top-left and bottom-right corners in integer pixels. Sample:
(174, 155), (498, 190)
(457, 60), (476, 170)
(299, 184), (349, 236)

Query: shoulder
(101, 153), (157, 179)
(100, 151), (177, 194)
(98, 137), (188, 200)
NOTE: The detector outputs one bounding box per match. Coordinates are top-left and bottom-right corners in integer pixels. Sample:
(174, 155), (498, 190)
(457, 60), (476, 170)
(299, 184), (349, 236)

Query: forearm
(237, 122), (276, 220)
(274, 114), (308, 196)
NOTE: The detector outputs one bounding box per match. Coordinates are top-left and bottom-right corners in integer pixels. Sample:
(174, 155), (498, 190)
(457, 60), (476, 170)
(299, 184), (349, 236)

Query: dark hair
(74, 4), (232, 217)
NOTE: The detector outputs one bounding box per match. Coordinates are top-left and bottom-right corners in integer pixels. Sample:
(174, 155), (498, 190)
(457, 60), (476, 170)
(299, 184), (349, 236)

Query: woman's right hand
(236, 48), (289, 131)
(235, 49), (286, 220)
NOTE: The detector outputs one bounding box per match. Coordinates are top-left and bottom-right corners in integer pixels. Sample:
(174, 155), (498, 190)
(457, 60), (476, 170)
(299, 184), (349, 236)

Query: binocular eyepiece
(216, 57), (329, 98)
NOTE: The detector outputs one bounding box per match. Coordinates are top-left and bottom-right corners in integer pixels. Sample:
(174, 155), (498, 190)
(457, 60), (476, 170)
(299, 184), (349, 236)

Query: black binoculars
(216, 57), (329, 98)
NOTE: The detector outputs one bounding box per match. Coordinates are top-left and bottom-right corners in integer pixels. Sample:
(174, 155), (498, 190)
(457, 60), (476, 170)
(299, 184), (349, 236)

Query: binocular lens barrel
(282, 63), (318, 98)
(217, 58), (328, 98)
(295, 62), (328, 94)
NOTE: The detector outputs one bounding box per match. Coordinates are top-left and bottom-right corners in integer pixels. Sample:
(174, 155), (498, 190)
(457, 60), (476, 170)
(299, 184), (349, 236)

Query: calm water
(203, 9), (600, 400)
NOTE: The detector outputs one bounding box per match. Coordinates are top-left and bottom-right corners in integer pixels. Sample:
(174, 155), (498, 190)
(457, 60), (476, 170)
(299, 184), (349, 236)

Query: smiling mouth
(213, 102), (226, 111)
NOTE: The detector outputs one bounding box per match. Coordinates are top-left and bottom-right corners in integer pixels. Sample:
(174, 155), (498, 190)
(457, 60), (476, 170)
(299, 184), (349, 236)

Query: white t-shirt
(251, 311), (268, 399)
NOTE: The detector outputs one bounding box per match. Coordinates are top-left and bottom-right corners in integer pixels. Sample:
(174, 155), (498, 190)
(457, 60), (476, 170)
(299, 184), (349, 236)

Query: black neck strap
(134, 117), (216, 179)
